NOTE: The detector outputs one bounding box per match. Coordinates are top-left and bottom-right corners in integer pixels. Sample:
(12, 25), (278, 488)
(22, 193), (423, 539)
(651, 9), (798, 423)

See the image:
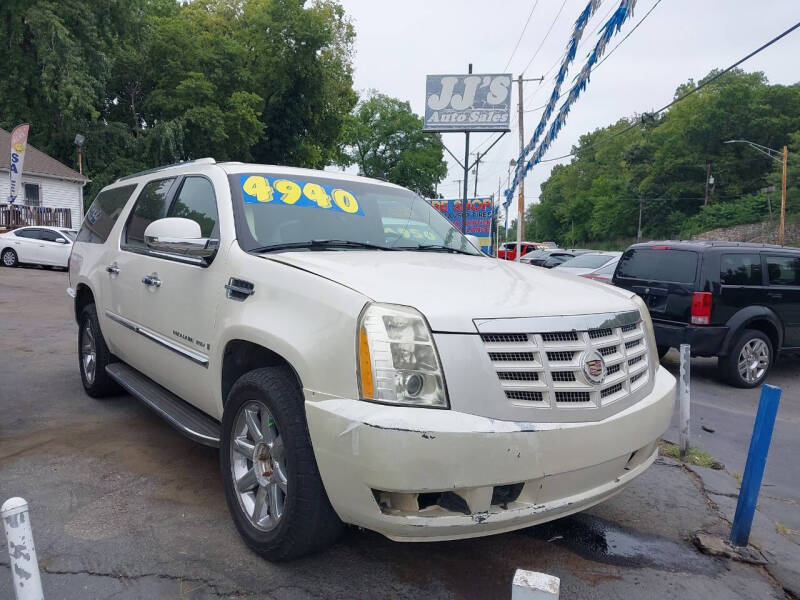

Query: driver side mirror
(144, 217), (219, 261)
(55, 237), (67, 244)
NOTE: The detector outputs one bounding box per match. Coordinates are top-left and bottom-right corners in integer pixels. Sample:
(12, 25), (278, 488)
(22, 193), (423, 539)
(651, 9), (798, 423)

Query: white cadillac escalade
(68, 159), (676, 560)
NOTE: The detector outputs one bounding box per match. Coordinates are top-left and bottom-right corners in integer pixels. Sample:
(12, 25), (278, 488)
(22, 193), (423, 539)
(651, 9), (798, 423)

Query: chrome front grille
(481, 318), (651, 411)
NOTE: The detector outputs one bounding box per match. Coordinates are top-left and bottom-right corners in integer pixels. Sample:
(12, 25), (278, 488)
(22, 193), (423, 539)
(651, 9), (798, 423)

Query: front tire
(720, 329), (772, 388)
(78, 304), (121, 397)
(220, 368), (344, 561)
(1, 248), (18, 267)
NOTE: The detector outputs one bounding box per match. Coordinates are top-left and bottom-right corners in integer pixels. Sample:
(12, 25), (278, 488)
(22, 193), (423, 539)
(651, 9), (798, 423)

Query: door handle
(106, 263), (120, 275)
(142, 274), (161, 288)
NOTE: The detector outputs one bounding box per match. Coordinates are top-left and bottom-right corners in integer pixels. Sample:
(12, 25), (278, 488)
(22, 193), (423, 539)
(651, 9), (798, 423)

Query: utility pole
(704, 161), (711, 205)
(461, 63), (472, 236)
(515, 73), (525, 262)
(496, 176), (502, 256)
(637, 198), (643, 241)
(472, 151), (482, 197)
(780, 145), (788, 245)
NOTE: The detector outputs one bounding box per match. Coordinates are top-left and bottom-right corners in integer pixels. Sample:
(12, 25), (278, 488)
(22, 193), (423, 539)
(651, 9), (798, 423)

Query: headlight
(357, 303), (449, 408)
(631, 294), (658, 379)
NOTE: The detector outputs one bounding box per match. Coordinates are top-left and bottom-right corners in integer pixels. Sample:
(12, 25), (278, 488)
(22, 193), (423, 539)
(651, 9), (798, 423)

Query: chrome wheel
(230, 401), (287, 531)
(738, 338), (769, 384)
(2, 250), (16, 266)
(81, 321), (97, 385)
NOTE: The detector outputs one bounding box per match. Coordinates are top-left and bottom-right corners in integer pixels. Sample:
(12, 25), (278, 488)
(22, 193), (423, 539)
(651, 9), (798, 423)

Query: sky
(337, 0), (800, 221)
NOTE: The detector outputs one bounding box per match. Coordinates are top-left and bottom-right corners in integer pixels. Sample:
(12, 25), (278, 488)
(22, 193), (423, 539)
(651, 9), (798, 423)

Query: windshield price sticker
(241, 175), (363, 216)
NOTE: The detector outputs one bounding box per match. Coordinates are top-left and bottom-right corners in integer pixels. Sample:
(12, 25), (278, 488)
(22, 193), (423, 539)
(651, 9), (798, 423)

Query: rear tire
(719, 329), (772, 388)
(220, 367), (344, 561)
(78, 304), (121, 397)
(1, 248), (18, 267)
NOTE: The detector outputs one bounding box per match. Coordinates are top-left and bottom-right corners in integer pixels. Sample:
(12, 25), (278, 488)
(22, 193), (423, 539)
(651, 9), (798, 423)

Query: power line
(504, 0), (542, 71)
(525, 0), (662, 114)
(536, 19), (800, 164)
(521, 0), (569, 75)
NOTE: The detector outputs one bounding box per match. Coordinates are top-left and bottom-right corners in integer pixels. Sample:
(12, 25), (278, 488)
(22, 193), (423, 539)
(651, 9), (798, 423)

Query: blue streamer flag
(505, 0), (637, 205)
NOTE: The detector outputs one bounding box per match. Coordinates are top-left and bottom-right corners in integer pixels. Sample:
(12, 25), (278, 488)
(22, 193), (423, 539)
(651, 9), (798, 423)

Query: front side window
(766, 255), (800, 286)
(168, 177), (219, 238)
(77, 184), (138, 244)
(123, 178), (176, 249)
(24, 183), (40, 206)
(720, 253), (762, 286)
(38, 229), (63, 243)
(230, 173), (480, 255)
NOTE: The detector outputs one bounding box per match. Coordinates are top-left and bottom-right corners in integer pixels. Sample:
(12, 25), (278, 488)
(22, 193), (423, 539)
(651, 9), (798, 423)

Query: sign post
(424, 68), (511, 252)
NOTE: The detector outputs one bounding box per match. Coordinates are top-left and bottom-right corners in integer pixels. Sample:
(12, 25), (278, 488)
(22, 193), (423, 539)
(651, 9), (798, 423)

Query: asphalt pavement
(0, 267), (794, 599)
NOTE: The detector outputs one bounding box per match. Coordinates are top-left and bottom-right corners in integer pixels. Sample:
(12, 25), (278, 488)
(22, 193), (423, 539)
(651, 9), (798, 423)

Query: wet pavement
(0, 267), (791, 599)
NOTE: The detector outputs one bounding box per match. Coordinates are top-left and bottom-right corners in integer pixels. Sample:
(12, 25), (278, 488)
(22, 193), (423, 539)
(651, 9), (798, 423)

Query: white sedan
(0, 226), (77, 269)
(554, 251), (621, 276)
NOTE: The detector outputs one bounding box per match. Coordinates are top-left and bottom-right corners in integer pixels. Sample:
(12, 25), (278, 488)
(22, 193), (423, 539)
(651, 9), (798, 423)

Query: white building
(0, 128), (89, 230)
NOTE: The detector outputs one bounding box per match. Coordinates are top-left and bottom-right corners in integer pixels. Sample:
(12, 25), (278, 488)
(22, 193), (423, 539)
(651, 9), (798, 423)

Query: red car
(497, 242), (539, 260)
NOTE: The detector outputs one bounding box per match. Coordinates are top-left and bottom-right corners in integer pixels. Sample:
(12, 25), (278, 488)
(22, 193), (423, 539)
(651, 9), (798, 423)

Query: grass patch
(732, 472), (743, 485)
(660, 441), (721, 469)
(776, 522), (799, 538)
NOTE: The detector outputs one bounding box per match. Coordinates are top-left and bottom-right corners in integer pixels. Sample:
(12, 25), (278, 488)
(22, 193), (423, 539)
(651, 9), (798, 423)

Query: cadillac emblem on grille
(581, 349), (606, 384)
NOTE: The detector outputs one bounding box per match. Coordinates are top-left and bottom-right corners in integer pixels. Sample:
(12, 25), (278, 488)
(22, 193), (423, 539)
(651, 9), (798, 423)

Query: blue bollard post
(730, 384), (781, 547)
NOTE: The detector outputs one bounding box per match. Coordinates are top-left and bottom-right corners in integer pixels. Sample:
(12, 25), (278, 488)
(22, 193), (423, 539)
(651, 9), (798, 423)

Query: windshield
(558, 253), (615, 269)
(60, 230), (77, 241)
(229, 172), (481, 255)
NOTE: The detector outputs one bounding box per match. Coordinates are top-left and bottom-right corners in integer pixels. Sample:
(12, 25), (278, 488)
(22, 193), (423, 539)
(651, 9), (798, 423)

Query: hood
(266, 251), (637, 332)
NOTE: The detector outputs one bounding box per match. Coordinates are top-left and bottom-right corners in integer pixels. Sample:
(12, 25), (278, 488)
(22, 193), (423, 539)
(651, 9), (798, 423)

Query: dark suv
(613, 241), (800, 388)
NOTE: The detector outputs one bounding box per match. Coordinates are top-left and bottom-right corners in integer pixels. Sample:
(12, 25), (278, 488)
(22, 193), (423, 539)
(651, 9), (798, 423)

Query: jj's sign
(424, 74), (512, 132)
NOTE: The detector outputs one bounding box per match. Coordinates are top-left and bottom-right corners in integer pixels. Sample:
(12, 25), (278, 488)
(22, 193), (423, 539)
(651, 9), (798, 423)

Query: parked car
(613, 241), (800, 387)
(497, 241), (539, 260)
(524, 249), (593, 268)
(0, 225), (77, 269)
(581, 258), (620, 284)
(69, 159), (675, 560)
(555, 252), (622, 276)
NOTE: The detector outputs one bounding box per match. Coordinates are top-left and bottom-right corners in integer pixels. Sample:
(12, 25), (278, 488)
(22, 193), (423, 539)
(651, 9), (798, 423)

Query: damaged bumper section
(305, 367), (675, 542)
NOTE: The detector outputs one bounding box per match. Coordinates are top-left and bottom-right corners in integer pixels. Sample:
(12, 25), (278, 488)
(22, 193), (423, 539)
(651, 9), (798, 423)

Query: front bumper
(305, 366), (675, 541)
(653, 320), (728, 356)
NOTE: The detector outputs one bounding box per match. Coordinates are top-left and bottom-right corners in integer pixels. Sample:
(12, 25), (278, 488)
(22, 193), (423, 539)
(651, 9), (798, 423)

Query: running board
(106, 363), (221, 447)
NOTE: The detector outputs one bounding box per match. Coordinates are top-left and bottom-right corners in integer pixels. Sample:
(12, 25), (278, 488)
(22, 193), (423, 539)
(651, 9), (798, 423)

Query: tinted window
(720, 254), (762, 286)
(60, 230), (77, 241)
(766, 255), (800, 286)
(124, 178), (175, 249)
(77, 184), (138, 244)
(168, 177), (218, 238)
(38, 229), (63, 243)
(616, 248), (698, 283)
(14, 228), (39, 239)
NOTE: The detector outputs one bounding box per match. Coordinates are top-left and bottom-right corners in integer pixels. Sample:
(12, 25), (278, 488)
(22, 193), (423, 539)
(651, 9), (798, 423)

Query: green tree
(339, 93), (448, 197)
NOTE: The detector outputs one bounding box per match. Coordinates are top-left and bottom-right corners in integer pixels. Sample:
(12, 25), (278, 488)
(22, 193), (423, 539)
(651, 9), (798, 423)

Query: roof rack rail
(115, 158), (216, 182)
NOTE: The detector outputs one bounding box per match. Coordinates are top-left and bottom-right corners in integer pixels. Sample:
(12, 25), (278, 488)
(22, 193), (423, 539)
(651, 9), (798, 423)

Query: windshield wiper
(249, 239), (397, 253)
(406, 244), (477, 256)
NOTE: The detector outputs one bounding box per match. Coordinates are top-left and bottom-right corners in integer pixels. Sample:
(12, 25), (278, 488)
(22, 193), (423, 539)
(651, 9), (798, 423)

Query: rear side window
(77, 184), (137, 244)
(123, 178), (176, 249)
(168, 177), (219, 238)
(720, 254), (762, 286)
(14, 228), (39, 239)
(616, 248), (698, 283)
(766, 255), (800, 286)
